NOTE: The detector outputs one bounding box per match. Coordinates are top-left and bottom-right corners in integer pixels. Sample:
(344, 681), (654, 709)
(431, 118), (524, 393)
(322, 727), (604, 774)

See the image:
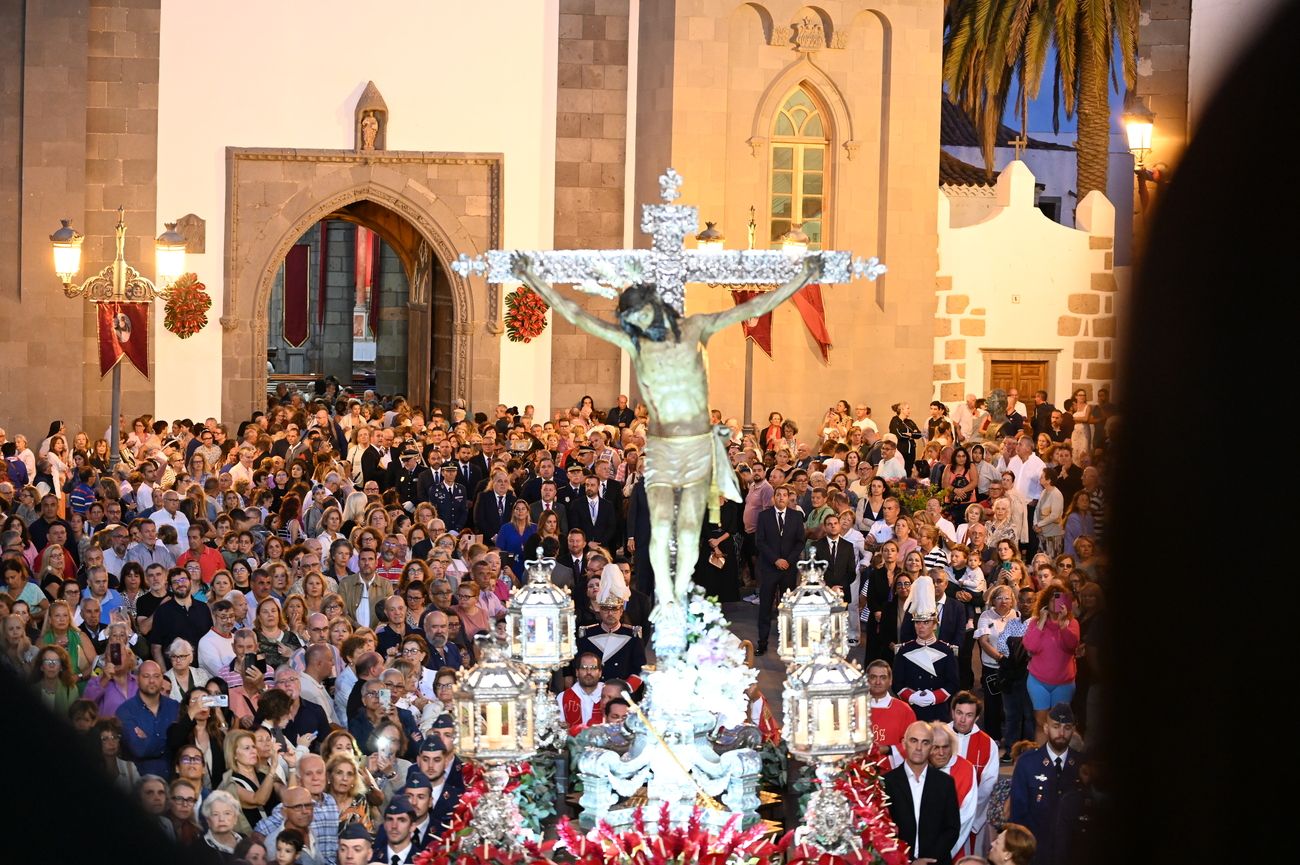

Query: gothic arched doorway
(221, 149), (504, 421)
(264, 200), (455, 408)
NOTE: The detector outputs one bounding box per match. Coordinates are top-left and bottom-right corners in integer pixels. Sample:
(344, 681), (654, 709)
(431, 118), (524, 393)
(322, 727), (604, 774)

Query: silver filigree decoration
(799, 767), (865, 856)
(796, 556), (830, 581)
(852, 256), (888, 281)
(465, 168), (883, 314)
(659, 167), (683, 202)
(451, 252), (487, 277)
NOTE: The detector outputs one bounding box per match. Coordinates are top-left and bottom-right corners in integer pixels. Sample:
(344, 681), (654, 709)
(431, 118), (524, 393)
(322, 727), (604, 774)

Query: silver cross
(451, 168), (886, 314)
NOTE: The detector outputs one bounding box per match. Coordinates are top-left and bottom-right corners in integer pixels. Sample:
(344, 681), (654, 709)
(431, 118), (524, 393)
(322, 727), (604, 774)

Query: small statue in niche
(360, 112), (379, 151)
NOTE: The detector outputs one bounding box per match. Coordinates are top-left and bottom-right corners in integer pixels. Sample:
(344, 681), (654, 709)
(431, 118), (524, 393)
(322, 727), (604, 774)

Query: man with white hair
(951, 394), (978, 442)
(930, 723), (979, 863)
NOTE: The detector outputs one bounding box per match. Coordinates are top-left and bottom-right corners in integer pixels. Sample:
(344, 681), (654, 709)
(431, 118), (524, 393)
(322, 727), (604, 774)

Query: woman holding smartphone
(1021, 583), (1080, 741)
(169, 686), (229, 788)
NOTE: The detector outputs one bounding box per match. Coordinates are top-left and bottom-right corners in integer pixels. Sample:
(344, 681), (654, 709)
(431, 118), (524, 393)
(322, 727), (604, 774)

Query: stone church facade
(2, 0), (958, 437)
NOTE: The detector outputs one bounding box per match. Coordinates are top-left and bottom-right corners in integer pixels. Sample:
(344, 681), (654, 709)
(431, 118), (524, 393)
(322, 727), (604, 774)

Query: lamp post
(505, 556), (577, 748)
(49, 207), (186, 471)
(1122, 99), (1155, 170)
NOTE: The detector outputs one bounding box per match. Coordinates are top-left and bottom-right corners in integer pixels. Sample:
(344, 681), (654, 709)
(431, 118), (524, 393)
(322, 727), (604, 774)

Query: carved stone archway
(222, 148), (503, 419)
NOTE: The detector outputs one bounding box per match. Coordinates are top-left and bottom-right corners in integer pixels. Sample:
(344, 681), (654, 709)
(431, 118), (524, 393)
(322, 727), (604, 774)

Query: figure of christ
(512, 251), (825, 648)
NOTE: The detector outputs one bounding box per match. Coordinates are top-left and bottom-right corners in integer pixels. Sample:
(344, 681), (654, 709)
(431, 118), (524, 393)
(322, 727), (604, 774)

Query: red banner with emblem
(97, 301), (150, 378)
(791, 282), (831, 363)
(729, 290), (773, 357)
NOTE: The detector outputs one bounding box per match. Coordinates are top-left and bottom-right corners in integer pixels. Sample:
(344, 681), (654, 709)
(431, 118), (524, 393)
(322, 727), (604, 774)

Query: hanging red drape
(355, 225), (381, 336)
(282, 244), (310, 347)
(729, 290), (773, 357)
(791, 283), (832, 362)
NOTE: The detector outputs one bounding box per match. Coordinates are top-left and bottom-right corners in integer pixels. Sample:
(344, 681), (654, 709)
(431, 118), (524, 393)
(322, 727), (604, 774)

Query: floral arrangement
(783, 754), (909, 865)
(897, 483), (948, 517)
(505, 286), (549, 343)
(557, 805), (782, 864)
(644, 588), (757, 728)
(162, 272), (211, 339)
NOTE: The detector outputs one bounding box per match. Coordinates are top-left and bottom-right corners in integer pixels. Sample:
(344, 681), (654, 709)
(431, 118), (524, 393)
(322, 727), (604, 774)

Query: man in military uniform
(428, 463), (468, 532)
(389, 448), (424, 512)
(556, 462), (586, 511)
(892, 574), (959, 722)
(572, 595), (645, 687)
(1010, 703), (1084, 865)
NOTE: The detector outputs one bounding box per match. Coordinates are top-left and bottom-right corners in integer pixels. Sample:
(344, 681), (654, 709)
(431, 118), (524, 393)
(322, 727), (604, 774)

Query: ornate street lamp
(505, 556), (576, 747)
(783, 650), (873, 854)
(777, 556), (849, 667)
(452, 633), (537, 850)
(694, 221), (726, 253)
(1122, 98), (1155, 170)
(48, 207), (187, 470)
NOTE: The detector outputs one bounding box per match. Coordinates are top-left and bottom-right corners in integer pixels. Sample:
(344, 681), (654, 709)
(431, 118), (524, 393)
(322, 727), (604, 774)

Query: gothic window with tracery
(769, 86), (828, 249)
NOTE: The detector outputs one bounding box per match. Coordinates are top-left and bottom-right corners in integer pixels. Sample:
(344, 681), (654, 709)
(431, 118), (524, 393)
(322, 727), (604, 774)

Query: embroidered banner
(96, 301), (150, 377)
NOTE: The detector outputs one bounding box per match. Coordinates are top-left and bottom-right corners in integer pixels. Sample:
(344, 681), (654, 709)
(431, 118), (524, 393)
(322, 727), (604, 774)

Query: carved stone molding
(176, 213), (206, 253)
(746, 136), (767, 158)
(223, 147), (504, 417)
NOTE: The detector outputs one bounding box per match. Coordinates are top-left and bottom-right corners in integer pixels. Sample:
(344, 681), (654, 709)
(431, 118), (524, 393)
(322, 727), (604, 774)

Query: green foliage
(513, 753), (557, 833)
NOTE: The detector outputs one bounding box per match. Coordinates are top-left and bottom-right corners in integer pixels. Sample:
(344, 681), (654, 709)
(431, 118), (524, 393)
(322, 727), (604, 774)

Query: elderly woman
(975, 584), (1020, 742)
(164, 638), (211, 700)
(200, 788), (244, 857)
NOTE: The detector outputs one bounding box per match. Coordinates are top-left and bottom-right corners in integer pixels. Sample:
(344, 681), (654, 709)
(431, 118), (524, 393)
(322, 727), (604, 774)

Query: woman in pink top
(1022, 583), (1080, 741)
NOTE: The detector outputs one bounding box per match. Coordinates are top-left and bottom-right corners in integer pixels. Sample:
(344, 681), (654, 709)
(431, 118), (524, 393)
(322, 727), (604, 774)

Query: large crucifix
(454, 168), (885, 657)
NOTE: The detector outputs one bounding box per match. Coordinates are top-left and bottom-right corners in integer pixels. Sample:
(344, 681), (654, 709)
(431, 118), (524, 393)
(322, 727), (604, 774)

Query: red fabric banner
(97, 301), (150, 378)
(282, 244), (310, 347)
(317, 219), (330, 327)
(729, 290), (773, 357)
(356, 225), (380, 336)
(792, 283), (832, 363)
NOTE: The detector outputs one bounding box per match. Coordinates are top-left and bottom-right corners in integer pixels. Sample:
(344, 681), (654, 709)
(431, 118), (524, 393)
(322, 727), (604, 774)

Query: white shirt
(951, 402), (976, 439)
(853, 416), (878, 433)
(356, 579), (372, 628)
(104, 547), (129, 578)
(876, 453), (906, 481)
(135, 482), (155, 511)
(1046, 744), (1069, 768)
(384, 843), (414, 863)
(954, 724), (1000, 832)
(905, 764), (928, 853)
(151, 508), (190, 537)
(1007, 453), (1045, 501)
(197, 629), (235, 679)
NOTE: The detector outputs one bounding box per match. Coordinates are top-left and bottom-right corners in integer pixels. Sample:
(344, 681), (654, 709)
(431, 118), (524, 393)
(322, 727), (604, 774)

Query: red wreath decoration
(504, 286), (549, 343)
(163, 273), (212, 339)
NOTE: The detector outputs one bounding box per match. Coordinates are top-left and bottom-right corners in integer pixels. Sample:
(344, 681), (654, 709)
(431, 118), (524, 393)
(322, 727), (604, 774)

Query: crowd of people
(0, 379), (1113, 864)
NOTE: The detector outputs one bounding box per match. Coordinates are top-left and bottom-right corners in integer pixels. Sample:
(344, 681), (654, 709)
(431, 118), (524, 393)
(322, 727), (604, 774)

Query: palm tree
(943, 0), (1139, 201)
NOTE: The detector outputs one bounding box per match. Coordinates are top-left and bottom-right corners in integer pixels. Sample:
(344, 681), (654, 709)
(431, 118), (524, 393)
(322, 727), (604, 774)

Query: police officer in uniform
(389, 448), (423, 512)
(428, 463), (469, 532)
(1010, 702), (1084, 865)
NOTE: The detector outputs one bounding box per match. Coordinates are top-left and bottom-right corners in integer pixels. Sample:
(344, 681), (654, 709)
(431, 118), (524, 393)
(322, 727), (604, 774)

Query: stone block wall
(551, 0), (629, 413)
(934, 161), (1120, 405)
(81, 0), (160, 430)
(1136, 0), (1191, 169)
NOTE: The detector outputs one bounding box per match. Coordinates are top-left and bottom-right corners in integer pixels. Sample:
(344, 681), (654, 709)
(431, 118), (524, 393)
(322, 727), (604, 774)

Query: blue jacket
(428, 483), (469, 531)
(1010, 745), (1085, 865)
(116, 693), (181, 777)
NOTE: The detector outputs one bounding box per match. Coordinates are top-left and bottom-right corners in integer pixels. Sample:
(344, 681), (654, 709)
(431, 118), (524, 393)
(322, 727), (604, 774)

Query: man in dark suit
(568, 475), (616, 550)
(534, 536), (575, 591)
(529, 479), (569, 534)
(471, 471), (516, 542)
(811, 511), (856, 596)
(556, 528), (588, 580)
(270, 423), (310, 463)
(451, 442), (482, 495)
(1011, 702), (1085, 865)
(754, 485), (806, 654)
(521, 454), (558, 503)
(625, 477), (653, 598)
(605, 394), (635, 429)
(884, 721), (962, 865)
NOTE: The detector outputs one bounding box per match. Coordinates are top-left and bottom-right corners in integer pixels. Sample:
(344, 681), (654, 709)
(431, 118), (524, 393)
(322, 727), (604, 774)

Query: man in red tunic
(931, 722), (979, 863)
(951, 691), (1000, 857)
(557, 650), (604, 735)
(866, 660), (915, 771)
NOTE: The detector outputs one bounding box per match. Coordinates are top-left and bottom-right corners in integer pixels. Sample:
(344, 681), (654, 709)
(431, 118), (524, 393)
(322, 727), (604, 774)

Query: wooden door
(989, 360), (1048, 399)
